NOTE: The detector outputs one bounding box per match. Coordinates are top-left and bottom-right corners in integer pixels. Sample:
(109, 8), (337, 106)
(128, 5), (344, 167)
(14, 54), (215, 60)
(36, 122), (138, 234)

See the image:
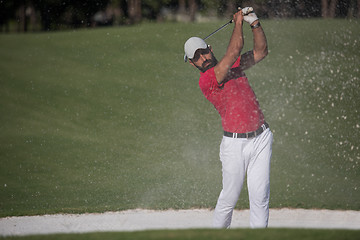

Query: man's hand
(233, 8), (244, 26)
(243, 7), (258, 25)
(241, 7), (253, 15)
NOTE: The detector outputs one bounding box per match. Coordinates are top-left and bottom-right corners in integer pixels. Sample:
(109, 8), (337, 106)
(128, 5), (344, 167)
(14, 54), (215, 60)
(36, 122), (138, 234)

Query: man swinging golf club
(184, 7), (273, 228)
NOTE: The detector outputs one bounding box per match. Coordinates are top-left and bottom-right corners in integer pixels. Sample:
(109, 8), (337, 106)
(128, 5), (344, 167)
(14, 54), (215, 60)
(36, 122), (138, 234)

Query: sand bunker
(1, 208), (359, 236)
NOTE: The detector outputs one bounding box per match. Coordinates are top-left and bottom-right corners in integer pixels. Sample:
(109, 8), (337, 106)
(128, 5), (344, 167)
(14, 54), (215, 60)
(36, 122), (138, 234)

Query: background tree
(128, 0), (142, 24)
(178, 0), (186, 15)
(33, 0), (68, 31)
(189, 0), (198, 21)
(225, 0), (236, 18)
(321, 0), (339, 18)
(0, 0), (14, 32)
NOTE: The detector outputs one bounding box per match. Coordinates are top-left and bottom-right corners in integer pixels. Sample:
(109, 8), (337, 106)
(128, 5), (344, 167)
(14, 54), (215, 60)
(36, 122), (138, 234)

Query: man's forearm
(251, 20), (268, 62)
(229, 22), (244, 59)
(214, 9), (244, 84)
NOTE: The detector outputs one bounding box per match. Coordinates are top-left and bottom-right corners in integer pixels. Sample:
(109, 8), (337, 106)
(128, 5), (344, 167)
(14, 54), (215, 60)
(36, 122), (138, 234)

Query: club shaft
(203, 20), (233, 40)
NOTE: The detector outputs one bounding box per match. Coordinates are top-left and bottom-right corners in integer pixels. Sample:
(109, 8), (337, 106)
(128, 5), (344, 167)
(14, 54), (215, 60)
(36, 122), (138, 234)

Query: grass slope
(0, 19), (359, 217)
(2, 229), (360, 240)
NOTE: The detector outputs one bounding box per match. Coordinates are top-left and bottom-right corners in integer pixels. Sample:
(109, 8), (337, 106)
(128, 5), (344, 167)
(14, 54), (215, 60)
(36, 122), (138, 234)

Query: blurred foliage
(1, 0), (358, 32)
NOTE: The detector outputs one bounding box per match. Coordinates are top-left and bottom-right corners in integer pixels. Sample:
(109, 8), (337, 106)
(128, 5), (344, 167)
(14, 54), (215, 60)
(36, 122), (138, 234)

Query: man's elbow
(260, 46), (268, 59)
(255, 47), (268, 63)
(263, 46), (269, 57)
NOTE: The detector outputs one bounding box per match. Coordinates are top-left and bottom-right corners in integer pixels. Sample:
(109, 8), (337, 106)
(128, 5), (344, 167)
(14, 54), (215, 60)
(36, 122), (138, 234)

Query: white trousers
(213, 128), (273, 229)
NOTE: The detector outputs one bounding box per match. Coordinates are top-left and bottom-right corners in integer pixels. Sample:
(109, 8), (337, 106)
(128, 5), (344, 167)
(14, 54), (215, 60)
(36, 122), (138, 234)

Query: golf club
(184, 7), (253, 62)
(203, 19), (233, 41)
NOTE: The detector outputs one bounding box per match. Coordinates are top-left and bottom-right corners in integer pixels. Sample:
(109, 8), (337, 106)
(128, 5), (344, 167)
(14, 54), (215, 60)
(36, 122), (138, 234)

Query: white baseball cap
(184, 37), (208, 62)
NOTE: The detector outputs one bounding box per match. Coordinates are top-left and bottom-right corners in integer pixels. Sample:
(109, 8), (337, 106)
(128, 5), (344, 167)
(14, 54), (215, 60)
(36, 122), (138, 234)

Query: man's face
(190, 47), (218, 73)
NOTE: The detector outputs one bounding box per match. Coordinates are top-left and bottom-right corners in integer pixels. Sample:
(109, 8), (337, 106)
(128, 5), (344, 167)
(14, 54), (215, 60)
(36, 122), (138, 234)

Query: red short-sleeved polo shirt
(198, 57), (265, 133)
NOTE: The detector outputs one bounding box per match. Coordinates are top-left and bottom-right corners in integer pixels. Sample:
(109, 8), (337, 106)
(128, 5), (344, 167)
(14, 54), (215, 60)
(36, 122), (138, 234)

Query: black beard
(195, 57), (218, 73)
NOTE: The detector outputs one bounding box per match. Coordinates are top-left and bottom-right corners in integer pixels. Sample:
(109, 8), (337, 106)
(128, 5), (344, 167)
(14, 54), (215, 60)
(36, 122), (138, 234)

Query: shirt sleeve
(233, 56), (241, 68)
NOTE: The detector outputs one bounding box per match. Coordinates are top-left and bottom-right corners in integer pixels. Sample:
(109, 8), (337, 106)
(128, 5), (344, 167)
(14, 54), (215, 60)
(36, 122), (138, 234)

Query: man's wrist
(235, 20), (243, 26)
(251, 21), (261, 29)
(250, 20), (259, 26)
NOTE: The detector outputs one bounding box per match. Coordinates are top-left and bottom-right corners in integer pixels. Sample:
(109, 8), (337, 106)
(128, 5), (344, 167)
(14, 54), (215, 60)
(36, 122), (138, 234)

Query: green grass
(0, 19), (359, 219)
(2, 229), (360, 240)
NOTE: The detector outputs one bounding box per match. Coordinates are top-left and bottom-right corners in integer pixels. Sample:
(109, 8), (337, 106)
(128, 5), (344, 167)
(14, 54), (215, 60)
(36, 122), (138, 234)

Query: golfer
(184, 8), (273, 228)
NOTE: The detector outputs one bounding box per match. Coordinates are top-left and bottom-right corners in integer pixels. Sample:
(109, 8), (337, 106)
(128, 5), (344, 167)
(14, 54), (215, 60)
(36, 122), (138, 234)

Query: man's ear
(208, 45), (213, 52)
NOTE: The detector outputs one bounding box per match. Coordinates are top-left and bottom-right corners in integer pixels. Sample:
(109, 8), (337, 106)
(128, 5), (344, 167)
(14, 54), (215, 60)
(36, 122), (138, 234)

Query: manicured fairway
(0, 19), (359, 219)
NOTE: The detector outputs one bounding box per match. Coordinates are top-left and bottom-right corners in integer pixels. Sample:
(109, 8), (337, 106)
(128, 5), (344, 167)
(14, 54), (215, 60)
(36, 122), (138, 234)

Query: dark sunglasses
(191, 48), (211, 62)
